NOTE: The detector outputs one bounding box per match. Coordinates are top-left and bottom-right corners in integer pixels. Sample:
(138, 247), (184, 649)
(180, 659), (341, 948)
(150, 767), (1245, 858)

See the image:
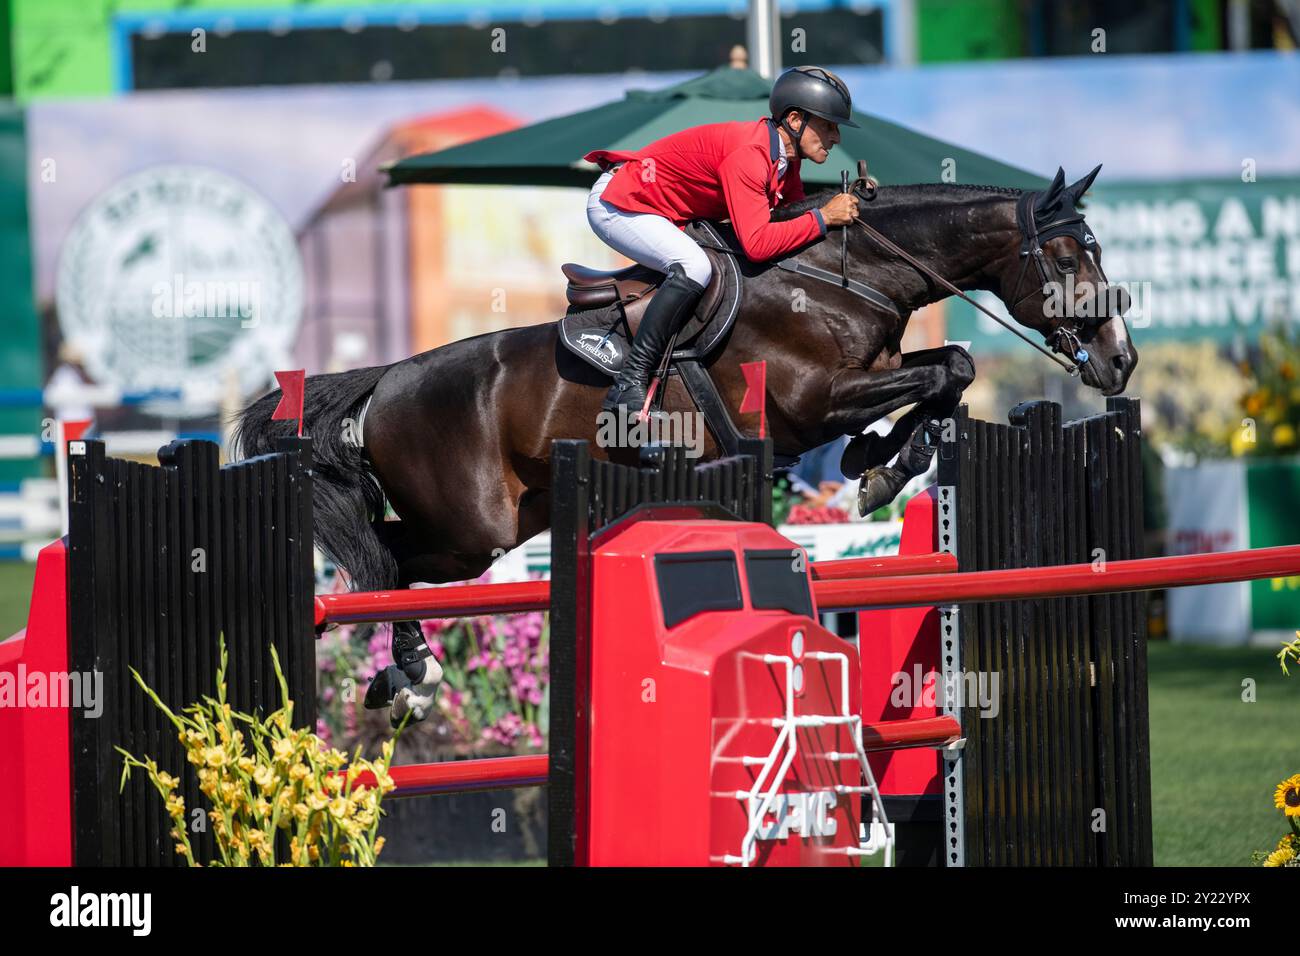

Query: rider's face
(786, 113), (840, 164)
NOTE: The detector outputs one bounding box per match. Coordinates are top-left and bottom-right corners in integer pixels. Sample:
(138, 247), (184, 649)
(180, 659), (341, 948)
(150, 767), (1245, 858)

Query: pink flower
(420, 618), (449, 638)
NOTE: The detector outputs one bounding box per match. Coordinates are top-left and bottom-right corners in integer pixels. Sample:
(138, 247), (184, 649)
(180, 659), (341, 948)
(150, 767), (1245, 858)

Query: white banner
(1165, 460), (1249, 645)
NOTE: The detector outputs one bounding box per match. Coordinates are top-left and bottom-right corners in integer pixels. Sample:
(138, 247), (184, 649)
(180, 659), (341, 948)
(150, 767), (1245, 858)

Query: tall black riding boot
(602, 263), (706, 418)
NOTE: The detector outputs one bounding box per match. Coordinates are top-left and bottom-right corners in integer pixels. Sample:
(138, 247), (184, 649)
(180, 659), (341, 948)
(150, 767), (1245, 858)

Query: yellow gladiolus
(117, 638), (396, 866)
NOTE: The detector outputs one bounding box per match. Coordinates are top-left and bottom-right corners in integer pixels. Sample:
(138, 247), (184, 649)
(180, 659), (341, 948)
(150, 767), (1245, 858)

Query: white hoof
(390, 657), (444, 726)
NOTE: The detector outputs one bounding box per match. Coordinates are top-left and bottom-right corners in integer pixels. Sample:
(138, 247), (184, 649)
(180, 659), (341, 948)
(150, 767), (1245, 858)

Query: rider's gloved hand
(819, 192), (859, 227)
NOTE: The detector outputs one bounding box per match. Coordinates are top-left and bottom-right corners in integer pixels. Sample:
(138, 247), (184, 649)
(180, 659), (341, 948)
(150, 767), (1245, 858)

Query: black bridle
(1004, 189), (1111, 368)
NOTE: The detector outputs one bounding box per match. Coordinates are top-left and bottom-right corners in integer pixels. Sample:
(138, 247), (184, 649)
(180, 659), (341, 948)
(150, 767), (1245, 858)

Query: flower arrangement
(1253, 632), (1300, 865)
(117, 637), (398, 866)
(1253, 775), (1300, 867)
(786, 503), (852, 524)
(315, 570), (548, 757)
(432, 609), (547, 750)
(1233, 325), (1300, 457)
(1279, 633), (1300, 676)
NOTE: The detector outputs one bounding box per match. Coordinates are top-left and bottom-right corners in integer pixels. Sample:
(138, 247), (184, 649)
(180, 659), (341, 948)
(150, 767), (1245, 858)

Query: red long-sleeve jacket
(584, 118), (827, 262)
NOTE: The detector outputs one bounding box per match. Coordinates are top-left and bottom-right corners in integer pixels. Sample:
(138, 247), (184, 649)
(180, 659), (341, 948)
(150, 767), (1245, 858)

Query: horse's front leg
(840, 346), (975, 475)
(827, 345), (975, 515)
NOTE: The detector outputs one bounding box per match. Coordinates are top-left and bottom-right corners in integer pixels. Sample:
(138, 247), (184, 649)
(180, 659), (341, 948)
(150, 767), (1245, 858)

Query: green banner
(948, 177), (1300, 352)
(1245, 458), (1300, 629)
(0, 106), (42, 483)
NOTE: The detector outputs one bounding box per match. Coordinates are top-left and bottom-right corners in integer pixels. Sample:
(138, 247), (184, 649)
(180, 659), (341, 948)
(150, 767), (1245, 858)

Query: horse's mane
(772, 183), (1023, 222)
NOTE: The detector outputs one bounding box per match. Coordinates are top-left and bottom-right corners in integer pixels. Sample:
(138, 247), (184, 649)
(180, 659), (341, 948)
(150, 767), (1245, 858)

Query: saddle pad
(558, 220), (743, 378)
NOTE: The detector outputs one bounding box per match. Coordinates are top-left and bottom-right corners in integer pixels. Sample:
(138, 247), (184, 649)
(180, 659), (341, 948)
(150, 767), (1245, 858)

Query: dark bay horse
(236, 166), (1137, 724)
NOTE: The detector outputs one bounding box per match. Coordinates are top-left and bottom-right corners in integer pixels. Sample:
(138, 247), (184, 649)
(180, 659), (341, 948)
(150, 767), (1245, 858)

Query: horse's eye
(1056, 256), (1077, 272)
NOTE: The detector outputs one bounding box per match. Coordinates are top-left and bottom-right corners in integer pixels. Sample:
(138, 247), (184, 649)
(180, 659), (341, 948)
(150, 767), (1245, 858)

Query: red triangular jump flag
(62, 419), (93, 443)
(738, 360), (767, 438)
(272, 369), (306, 437)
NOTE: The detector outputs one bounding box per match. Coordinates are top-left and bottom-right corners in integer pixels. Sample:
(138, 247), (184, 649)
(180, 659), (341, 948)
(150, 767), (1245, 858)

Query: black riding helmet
(769, 66), (859, 159)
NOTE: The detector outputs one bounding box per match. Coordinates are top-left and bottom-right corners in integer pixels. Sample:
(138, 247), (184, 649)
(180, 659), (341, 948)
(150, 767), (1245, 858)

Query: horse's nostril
(1111, 354), (1127, 371)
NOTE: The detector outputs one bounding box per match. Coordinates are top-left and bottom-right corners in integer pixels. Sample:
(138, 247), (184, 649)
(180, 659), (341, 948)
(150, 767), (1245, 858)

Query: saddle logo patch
(576, 332), (619, 365)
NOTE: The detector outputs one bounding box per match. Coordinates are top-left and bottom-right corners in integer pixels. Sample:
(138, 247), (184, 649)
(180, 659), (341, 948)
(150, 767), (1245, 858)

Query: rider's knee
(676, 253), (712, 288)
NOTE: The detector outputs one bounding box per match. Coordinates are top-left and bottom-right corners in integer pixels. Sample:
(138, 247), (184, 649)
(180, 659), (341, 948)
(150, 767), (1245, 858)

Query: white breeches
(586, 165), (713, 287)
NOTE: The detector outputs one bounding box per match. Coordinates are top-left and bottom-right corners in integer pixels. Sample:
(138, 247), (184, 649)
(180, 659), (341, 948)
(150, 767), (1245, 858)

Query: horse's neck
(811, 192), (1018, 313)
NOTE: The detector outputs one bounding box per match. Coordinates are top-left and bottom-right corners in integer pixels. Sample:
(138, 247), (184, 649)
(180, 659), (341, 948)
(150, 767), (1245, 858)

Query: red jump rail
(861, 715), (963, 752)
(314, 552), (955, 627)
(346, 754), (550, 798)
(316, 581), (551, 626)
(342, 721), (963, 799)
(815, 544), (1300, 611)
(809, 552), (956, 580)
(316, 542), (1300, 623)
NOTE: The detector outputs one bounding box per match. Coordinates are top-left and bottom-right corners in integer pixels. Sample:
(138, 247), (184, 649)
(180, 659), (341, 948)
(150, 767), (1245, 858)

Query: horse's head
(997, 166), (1137, 395)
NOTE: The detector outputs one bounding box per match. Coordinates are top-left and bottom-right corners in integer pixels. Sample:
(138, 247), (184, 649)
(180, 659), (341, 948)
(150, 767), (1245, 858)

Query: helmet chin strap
(779, 110), (809, 160)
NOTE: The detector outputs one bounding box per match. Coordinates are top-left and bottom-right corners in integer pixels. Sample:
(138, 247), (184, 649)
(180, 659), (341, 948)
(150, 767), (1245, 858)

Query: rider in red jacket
(585, 66), (860, 420)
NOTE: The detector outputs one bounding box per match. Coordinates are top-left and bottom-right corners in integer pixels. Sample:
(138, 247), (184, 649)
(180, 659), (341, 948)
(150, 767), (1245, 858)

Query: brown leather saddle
(557, 220), (742, 376)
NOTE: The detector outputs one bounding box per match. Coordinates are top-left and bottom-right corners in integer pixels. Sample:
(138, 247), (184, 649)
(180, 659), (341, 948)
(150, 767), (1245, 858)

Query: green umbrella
(386, 66), (1044, 189)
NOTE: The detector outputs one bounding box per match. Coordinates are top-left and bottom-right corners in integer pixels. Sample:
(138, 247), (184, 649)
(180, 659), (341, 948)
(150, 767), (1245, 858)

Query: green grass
(0, 561), (36, 640)
(1148, 640), (1299, 866)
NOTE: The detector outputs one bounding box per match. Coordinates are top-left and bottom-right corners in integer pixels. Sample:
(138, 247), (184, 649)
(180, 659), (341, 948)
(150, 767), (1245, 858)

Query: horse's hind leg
(365, 495), (539, 726)
(365, 520), (516, 728)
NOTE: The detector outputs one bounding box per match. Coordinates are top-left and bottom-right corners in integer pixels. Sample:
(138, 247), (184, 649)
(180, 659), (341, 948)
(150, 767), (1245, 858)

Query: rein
(698, 179), (1107, 376)
(847, 214), (1079, 373)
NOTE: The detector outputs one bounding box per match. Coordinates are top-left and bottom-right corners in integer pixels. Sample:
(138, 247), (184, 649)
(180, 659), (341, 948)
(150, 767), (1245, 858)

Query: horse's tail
(232, 365), (396, 592)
